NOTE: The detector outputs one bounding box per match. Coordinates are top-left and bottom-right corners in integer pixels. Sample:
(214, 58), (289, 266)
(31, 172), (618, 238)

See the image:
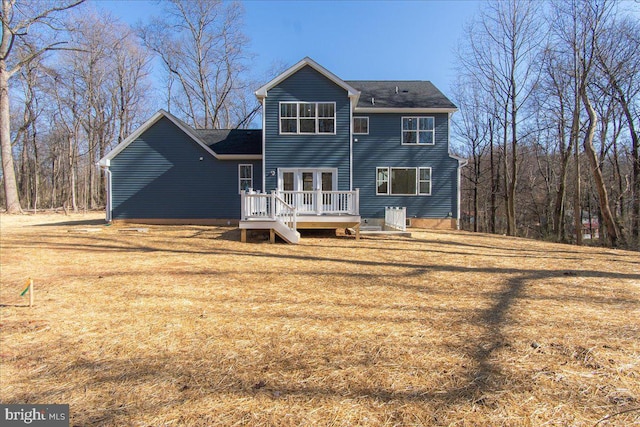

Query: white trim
(255, 57), (360, 105)
(355, 107), (457, 114)
(278, 101), (336, 135)
(376, 167), (389, 195)
(262, 98), (266, 192)
(401, 116), (435, 146)
(418, 167), (432, 196)
(97, 109), (262, 165)
(277, 168), (338, 191)
(353, 117), (369, 135)
(217, 154), (262, 160)
(449, 153), (467, 163)
(349, 98), (353, 191)
(104, 167), (112, 222)
(238, 164), (253, 194)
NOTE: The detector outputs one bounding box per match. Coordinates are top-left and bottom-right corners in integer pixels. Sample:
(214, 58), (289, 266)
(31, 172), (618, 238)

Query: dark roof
(345, 80), (457, 109)
(196, 129), (262, 155)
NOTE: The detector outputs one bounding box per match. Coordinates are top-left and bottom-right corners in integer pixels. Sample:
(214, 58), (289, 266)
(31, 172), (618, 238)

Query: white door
(278, 169), (337, 213)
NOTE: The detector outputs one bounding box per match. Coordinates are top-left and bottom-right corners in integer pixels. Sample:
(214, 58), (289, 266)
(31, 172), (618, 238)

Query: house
(98, 57), (464, 243)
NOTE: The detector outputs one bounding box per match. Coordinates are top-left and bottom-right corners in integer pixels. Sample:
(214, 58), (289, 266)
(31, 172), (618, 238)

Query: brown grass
(0, 212), (638, 426)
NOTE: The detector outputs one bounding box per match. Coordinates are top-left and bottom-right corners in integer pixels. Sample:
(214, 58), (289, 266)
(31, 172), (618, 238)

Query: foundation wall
(111, 218), (239, 226)
(409, 218), (457, 230)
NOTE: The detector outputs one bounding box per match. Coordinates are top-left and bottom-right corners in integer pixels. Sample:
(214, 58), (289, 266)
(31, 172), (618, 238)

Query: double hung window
(239, 164), (253, 193)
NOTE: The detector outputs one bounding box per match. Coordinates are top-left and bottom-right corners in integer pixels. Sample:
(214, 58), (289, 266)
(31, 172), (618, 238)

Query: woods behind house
(1, 0), (638, 249)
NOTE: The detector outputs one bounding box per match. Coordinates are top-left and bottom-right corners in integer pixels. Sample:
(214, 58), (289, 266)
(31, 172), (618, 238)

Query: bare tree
(0, 0), (84, 213)
(453, 77), (490, 232)
(595, 16), (640, 247)
(138, 0), (254, 129)
(457, 0), (542, 236)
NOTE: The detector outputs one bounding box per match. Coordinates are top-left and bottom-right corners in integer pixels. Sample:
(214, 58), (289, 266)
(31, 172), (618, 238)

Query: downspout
(261, 97), (266, 192)
(349, 97), (353, 191)
(457, 158), (468, 230)
(98, 162), (112, 223)
(449, 111), (467, 230)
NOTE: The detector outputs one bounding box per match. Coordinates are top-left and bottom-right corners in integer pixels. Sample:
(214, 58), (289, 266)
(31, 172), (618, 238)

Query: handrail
(277, 189), (359, 215)
(241, 190), (297, 233)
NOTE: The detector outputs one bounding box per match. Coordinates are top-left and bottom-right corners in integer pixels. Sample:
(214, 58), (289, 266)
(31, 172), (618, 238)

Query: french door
(278, 168), (337, 212)
(278, 169), (337, 192)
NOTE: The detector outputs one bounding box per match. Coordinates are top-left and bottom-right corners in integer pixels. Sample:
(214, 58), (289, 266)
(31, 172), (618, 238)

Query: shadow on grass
(34, 219), (107, 227)
(3, 227), (638, 425)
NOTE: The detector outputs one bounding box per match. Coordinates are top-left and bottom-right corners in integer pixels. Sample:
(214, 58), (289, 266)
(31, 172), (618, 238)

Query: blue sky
(92, 0), (481, 95)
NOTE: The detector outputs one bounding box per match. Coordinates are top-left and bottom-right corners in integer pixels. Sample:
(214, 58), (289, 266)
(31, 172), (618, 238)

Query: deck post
(355, 223), (360, 240)
(354, 188), (360, 215)
(240, 190), (246, 220)
(241, 229), (247, 243)
(316, 188), (322, 215)
(270, 228), (275, 243)
(270, 191), (276, 220)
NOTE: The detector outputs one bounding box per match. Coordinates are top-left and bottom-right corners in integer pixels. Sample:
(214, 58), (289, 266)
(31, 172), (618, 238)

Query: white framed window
(402, 116), (435, 145)
(353, 117), (369, 134)
(376, 167), (389, 195)
(375, 167), (432, 196)
(418, 167), (432, 195)
(280, 103), (297, 133)
(279, 102), (335, 135)
(239, 164), (253, 193)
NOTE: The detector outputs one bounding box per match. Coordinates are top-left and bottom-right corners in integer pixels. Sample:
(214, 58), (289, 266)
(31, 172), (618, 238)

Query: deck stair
(240, 190), (300, 244)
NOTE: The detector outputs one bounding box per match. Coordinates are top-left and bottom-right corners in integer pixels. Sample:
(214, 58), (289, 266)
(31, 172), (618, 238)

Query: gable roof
(346, 80), (457, 113)
(97, 110), (261, 167)
(255, 57), (361, 105)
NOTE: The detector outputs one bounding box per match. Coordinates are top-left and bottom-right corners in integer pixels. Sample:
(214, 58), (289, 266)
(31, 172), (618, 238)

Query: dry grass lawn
(0, 212), (639, 426)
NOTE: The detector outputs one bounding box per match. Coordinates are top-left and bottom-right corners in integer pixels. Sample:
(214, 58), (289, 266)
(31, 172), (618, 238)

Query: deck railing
(240, 190), (297, 231)
(277, 189), (359, 215)
(385, 206), (407, 231)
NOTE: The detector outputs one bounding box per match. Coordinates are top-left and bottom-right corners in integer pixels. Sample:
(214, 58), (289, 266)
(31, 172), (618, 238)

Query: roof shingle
(196, 129), (262, 155)
(346, 80), (457, 110)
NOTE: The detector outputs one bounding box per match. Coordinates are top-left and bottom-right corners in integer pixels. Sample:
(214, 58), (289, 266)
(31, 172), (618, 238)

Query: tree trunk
(581, 90), (620, 246)
(489, 120), (496, 234)
(0, 60), (22, 213)
(503, 106), (513, 236)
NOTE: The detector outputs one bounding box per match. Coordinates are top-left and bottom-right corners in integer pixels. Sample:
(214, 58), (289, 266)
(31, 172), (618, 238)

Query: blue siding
(264, 65), (351, 191)
(110, 117), (262, 219)
(352, 113), (459, 219)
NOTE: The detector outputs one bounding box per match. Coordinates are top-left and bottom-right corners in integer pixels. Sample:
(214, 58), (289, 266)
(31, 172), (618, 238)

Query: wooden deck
(240, 190), (361, 243)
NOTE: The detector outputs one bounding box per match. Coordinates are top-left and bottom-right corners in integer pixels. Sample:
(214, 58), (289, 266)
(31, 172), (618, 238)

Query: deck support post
(241, 229), (247, 243)
(270, 228), (275, 243)
(355, 223), (360, 240)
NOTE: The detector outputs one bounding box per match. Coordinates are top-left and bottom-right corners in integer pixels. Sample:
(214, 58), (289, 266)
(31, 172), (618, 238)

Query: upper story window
(402, 117), (434, 145)
(280, 102), (335, 134)
(353, 117), (369, 134)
